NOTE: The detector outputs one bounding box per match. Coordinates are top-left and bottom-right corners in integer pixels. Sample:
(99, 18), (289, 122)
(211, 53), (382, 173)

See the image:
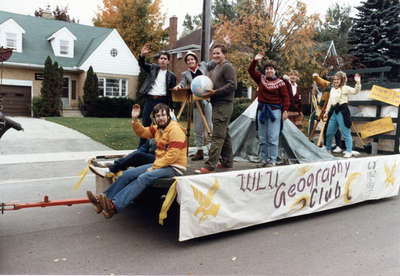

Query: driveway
(0, 117), (130, 164)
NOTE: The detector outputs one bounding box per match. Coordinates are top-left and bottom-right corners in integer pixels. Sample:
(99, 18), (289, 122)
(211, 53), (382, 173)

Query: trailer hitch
(1, 195), (90, 214)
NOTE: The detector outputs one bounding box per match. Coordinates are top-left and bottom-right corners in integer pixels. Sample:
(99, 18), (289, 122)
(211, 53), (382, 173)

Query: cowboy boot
(191, 149), (204, 161)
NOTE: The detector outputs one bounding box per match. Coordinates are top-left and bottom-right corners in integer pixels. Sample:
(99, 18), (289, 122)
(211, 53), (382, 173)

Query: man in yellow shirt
(87, 103), (187, 219)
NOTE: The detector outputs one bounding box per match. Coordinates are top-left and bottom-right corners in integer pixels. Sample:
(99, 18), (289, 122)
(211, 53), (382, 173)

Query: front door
(61, 77), (70, 107)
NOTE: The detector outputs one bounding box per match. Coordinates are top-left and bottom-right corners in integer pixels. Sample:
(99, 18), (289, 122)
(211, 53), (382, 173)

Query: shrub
(32, 96), (43, 118)
(84, 97), (135, 117)
(231, 98), (252, 122)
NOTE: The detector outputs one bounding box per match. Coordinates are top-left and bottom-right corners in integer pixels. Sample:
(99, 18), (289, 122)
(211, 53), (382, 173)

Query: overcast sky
(0, 0), (362, 35)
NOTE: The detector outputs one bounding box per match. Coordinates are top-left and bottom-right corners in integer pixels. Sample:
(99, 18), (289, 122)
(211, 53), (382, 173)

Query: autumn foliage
(93, 0), (168, 57)
(215, 0), (326, 88)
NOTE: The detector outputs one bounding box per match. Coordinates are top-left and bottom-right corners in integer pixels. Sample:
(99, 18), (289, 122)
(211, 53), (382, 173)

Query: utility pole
(200, 0), (211, 62)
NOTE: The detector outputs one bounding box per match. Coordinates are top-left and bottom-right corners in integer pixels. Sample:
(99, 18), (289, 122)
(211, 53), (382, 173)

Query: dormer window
(6, 32), (17, 49)
(60, 40), (69, 55)
(47, 27), (76, 58)
(0, 19), (25, 53)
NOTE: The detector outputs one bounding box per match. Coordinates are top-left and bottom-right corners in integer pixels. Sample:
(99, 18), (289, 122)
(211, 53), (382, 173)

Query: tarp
(229, 98), (336, 164)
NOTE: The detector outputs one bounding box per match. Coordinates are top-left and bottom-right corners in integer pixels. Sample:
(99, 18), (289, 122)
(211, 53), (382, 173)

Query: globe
(191, 75), (213, 97)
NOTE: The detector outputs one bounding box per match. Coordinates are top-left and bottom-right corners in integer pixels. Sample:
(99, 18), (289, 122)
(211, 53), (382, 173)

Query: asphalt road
(1, 159), (399, 275)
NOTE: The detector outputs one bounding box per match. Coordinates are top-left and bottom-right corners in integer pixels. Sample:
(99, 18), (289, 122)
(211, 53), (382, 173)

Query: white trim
(3, 61), (79, 71)
(0, 19), (26, 34)
(47, 27), (77, 41)
(1, 79), (32, 87)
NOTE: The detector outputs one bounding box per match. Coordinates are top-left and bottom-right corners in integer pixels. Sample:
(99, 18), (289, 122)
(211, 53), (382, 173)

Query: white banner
(177, 155), (400, 241)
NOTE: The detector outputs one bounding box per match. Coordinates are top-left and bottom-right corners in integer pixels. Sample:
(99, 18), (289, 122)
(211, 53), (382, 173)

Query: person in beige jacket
(323, 71), (361, 158)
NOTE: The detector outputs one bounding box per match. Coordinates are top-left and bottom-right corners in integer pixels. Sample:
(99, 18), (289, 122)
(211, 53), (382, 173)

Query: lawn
(46, 117), (195, 150)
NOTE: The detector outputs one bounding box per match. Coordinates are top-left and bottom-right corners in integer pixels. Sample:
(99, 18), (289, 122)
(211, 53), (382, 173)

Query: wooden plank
(369, 85), (400, 106)
(358, 117), (395, 138)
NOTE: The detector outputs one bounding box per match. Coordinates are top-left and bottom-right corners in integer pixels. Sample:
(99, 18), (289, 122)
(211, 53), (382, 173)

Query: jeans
(139, 96), (169, 147)
(104, 164), (178, 212)
(258, 108), (281, 163)
(109, 151), (155, 173)
(325, 111), (352, 153)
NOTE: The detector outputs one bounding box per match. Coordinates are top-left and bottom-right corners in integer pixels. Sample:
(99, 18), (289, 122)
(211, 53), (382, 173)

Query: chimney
(169, 16), (178, 50)
(42, 5), (54, 19)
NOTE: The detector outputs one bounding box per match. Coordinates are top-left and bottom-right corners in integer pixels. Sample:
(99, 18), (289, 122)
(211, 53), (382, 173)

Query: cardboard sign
(369, 85), (400, 106)
(358, 117), (395, 138)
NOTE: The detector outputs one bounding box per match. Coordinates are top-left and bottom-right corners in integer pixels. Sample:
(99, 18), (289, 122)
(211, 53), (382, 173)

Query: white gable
(0, 18), (25, 52)
(80, 29), (139, 76)
(47, 27), (77, 58)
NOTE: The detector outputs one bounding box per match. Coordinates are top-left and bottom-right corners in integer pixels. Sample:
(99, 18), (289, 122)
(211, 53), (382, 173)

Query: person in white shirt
(323, 71), (361, 158)
(137, 43), (176, 147)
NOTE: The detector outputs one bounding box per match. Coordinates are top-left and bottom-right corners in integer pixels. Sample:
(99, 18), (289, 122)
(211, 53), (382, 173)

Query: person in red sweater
(248, 53), (290, 167)
(283, 70), (303, 130)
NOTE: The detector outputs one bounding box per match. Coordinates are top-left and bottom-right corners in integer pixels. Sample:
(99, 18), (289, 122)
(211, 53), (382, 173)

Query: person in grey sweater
(173, 51), (216, 161)
(197, 44), (237, 174)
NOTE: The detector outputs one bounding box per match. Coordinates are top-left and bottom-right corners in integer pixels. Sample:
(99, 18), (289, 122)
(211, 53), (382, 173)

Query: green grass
(45, 117), (195, 150)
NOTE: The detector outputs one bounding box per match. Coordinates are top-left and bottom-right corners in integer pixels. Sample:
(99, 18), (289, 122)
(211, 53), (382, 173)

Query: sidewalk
(0, 117), (130, 164)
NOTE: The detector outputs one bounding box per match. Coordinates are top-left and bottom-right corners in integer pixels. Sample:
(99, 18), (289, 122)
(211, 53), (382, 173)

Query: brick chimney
(169, 16), (178, 50)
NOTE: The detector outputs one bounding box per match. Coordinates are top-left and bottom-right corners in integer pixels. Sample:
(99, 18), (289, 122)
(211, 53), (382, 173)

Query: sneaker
(87, 190), (102, 214)
(343, 152), (352, 158)
(191, 150), (204, 161)
(333, 147), (343, 153)
(195, 167), (215, 174)
(89, 165), (109, 178)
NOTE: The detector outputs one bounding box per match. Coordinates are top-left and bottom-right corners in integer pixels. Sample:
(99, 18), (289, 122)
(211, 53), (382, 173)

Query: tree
(348, 0), (400, 76)
(34, 5), (78, 23)
(40, 56), (63, 117)
(181, 0), (238, 37)
(314, 3), (353, 55)
(82, 66), (99, 116)
(181, 13), (202, 37)
(93, 0), (168, 57)
(214, 0), (325, 89)
(212, 0), (238, 23)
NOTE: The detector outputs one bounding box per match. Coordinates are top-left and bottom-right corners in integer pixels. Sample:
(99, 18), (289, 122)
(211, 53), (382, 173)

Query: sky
(0, 0), (362, 35)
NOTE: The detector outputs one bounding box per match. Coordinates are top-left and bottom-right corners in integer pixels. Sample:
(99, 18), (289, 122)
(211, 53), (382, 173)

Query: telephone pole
(200, 0), (211, 62)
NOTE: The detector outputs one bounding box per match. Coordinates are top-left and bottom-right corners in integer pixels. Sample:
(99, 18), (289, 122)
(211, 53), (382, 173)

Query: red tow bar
(1, 195), (90, 214)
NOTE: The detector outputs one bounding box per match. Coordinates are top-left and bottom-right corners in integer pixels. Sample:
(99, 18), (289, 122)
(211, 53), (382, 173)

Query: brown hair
(212, 43), (227, 54)
(151, 103), (171, 121)
(158, 51), (171, 60)
(264, 59), (277, 70)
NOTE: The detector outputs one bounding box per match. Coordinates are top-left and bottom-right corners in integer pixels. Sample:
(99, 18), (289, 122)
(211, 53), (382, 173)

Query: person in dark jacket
(283, 70), (303, 130)
(138, 43), (176, 147)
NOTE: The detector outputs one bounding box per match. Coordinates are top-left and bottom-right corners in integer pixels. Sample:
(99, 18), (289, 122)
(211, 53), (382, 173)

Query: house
(0, 10), (139, 117)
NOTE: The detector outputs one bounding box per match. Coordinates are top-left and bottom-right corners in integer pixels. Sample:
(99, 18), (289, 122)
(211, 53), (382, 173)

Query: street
(1, 159), (399, 275)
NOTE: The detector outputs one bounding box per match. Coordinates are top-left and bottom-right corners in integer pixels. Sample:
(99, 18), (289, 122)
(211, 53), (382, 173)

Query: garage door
(0, 85), (31, 116)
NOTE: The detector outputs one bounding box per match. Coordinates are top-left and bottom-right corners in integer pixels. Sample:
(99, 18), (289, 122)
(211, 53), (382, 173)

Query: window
(98, 78), (128, 98)
(6, 32), (17, 49)
(60, 40), (69, 55)
(110, 48), (118, 57)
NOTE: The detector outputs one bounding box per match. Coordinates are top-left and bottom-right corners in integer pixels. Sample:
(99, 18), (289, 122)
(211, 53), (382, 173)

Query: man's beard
(157, 117), (171, 129)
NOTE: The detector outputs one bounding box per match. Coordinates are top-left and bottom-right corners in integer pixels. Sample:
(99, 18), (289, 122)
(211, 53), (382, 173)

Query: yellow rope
(74, 157), (93, 191)
(159, 178), (178, 225)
